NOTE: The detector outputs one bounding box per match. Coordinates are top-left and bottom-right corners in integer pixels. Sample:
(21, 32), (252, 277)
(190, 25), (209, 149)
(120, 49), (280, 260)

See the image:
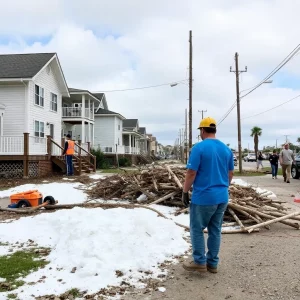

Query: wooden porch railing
(47, 136), (96, 173)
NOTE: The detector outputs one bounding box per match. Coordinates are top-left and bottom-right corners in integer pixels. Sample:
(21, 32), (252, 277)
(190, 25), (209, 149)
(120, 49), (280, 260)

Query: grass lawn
(0, 249), (49, 292)
(262, 167), (283, 176)
(234, 171), (267, 177)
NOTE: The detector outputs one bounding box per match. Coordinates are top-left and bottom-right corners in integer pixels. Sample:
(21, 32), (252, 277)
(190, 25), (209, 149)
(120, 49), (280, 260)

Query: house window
(50, 93), (58, 112)
(34, 121), (45, 138)
(118, 124), (120, 130)
(35, 85), (44, 107)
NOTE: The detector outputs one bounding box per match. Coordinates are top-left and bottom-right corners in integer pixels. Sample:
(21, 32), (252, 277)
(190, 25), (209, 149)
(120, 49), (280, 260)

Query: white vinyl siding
(29, 59), (63, 144)
(0, 85), (25, 136)
(35, 85), (44, 107)
(94, 116), (116, 147)
(50, 93), (57, 112)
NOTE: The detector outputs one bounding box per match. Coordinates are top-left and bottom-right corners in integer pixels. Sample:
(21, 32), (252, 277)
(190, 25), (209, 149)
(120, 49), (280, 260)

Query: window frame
(35, 85), (44, 107)
(34, 120), (45, 138)
(50, 92), (58, 112)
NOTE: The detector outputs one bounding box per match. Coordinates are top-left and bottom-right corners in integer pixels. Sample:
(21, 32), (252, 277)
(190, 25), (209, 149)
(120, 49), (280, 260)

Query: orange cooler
(10, 190), (43, 206)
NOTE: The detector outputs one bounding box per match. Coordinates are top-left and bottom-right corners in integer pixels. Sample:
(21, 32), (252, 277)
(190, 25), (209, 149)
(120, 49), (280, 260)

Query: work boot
(287, 180), (290, 183)
(183, 260), (207, 272)
(207, 264), (218, 273)
(284, 177), (286, 182)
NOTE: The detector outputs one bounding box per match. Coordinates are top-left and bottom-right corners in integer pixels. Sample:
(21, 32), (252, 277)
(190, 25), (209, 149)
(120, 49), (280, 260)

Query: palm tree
(297, 137), (300, 146)
(250, 127), (262, 160)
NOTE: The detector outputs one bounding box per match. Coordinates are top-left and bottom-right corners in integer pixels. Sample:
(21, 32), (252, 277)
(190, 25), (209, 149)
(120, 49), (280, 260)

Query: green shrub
(91, 148), (111, 169)
(118, 157), (131, 167)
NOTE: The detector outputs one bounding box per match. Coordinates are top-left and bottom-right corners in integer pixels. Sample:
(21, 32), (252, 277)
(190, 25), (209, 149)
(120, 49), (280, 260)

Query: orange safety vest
(66, 140), (75, 155)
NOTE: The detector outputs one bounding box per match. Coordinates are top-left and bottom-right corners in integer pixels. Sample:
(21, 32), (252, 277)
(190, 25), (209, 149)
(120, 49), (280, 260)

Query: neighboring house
(0, 53), (95, 177)
(148, 134), (158, 156)
(94, 107), (125, 153)
(122, 119), (144, 154)
(62, 88), (106, 145)
(138, 127), (150, 155)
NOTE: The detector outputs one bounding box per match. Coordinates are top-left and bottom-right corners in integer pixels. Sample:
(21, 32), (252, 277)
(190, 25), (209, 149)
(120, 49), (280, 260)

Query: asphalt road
(236, 160), (281, 171)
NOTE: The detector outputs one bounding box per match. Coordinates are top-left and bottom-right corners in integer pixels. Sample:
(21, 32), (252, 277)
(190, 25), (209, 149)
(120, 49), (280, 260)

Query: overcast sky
(1, 0), (300, 149)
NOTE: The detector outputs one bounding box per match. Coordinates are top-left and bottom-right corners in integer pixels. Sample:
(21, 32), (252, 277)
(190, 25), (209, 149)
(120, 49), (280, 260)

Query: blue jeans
(271, 164), (278, 177)
(66, 155), (74, 176)
(190, 202), (227, 267)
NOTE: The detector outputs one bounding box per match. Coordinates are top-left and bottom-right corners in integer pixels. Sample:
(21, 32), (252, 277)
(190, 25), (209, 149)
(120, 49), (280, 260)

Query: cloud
(1, 0), (300, 148)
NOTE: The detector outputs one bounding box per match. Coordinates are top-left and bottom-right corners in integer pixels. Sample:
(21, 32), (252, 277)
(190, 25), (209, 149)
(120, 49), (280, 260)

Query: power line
(242, 94), (300, 120)
(217, 44), (300, 126)
(240, 44), (300, 99)
(94, 79), (188, 93)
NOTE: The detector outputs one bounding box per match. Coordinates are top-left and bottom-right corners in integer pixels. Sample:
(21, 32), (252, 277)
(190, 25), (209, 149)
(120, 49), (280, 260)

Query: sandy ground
(123, 175), (300, 300)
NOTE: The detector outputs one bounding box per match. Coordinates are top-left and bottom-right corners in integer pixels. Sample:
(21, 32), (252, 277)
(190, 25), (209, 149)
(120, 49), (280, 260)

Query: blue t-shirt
(186, 139), (234, 205)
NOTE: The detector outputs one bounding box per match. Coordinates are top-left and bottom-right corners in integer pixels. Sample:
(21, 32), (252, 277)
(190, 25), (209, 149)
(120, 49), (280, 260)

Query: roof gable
(0, 53), (56, 79)
(94, 108), (125, 119)
(123, 119), (138, 128)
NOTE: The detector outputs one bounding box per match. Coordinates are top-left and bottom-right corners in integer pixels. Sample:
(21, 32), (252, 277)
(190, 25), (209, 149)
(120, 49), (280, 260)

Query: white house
(94, 107), (125, 153)
(0, 53), (69, 154)
(0, 53), (95, 177)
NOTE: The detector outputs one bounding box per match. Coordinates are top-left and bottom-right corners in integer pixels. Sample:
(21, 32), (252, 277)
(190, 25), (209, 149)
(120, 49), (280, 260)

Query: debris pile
(86, 165), (185, 206)
(86, 166), (300, 233)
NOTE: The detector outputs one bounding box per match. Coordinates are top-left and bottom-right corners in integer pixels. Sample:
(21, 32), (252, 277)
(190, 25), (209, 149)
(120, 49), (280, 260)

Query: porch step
(51, 155), (95, 175)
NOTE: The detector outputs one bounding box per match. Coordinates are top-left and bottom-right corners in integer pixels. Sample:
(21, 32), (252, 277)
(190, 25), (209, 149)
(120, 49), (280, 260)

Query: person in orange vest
(63, 134), (75, 176)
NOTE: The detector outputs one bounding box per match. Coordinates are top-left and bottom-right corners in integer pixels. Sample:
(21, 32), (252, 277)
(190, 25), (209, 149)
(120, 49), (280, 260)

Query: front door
(50, 124), (54, 138)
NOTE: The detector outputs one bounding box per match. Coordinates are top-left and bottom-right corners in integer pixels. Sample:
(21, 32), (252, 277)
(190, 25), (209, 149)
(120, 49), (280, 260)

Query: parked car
(291, 154), (300, 179)
(233, 154), (238, 166)
(243, 153), (257, 162)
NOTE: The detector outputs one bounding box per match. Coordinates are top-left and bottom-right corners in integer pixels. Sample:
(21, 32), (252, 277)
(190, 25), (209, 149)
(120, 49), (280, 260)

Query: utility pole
(198, 109), (207, 120)
(230, 53), (247, 174)
(189, 30), (193, 151)
(185, 108), (188, 164)
(284, 135), (289, 143)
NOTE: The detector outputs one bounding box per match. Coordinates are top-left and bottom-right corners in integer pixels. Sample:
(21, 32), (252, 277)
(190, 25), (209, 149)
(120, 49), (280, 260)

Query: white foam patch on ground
(89, 174), (107, 180)
(0, 207), (188, 299)
(0, 183), (87, 204)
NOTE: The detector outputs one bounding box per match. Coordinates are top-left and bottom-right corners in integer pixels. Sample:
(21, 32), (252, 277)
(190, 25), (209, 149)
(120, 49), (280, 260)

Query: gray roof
(94, 108), (124, 119)
(123, 119), (138, 128)
(138, 127), (146, 134)
(0, 53), (56, 78)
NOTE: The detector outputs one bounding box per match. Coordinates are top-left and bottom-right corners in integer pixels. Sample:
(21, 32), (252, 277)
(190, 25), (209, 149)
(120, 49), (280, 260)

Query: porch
(94, 145), (140, 154)
(122, 132), (141, 154)
(0, 133), (95, 178)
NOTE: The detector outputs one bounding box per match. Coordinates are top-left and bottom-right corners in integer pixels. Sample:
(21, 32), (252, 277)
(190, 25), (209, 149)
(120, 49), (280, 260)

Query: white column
(88, 122), (91, 142)
(92, 123), (94, 146)
(81, 121), (85, 143)
(92, 101), (94, 120)
(82, 94), (85, 118)
(129, 134), (132, 154)
(88, 98), (91, 119)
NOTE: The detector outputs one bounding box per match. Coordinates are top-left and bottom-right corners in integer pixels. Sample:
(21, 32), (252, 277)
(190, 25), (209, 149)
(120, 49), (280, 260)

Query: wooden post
(23, 133), (29, 178)
(47, 135), (52, 159)
(87, 141), (91, 153)
(78, 144), (82, 175)
(61, 137), (65, 156)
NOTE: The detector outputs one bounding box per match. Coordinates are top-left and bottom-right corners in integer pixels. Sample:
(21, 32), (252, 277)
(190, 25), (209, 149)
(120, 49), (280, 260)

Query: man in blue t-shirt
(182, 117), (234, 273)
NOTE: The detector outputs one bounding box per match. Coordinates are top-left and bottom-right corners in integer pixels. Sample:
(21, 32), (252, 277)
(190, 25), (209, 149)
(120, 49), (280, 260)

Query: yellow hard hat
(197, 117), (217, 129)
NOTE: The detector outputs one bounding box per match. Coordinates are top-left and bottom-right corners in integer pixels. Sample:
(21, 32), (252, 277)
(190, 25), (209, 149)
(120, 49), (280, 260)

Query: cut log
(228, 208), (245, 230)
(148, 192), (177, 205)
(245, 211), (300, 233)
(166, 165), (183, 189)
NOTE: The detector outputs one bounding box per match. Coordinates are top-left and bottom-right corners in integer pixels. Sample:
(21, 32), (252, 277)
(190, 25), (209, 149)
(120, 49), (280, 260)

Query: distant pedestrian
(269, 149), (279, 179)
(257, 151), (264, 170)
(280, 144), (295, 183)
(181, 117), (234, 274)
(63, 134), (75, 176)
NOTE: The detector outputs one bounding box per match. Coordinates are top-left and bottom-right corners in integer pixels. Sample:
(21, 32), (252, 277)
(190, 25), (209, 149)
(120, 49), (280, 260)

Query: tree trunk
(254, 135), (259, 160)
